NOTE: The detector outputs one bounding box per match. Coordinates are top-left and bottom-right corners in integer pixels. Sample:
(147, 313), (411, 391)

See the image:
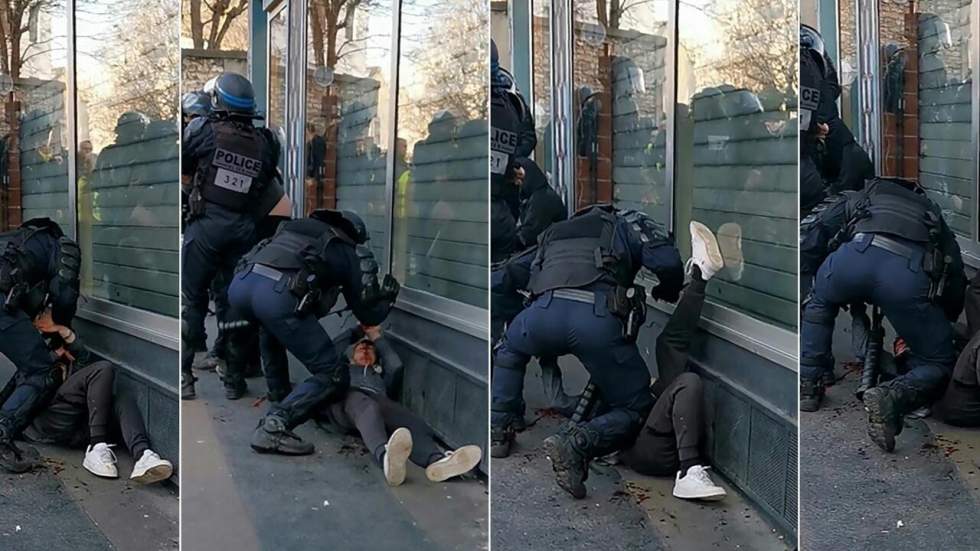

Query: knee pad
(802, 301), (837, 326)
(493, 344), (527, 373)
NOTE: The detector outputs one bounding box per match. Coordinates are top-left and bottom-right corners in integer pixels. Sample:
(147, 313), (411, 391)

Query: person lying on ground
(317, 324), (482, 486)
(10, 309), (174, 483)
(616, 222), (728, 501)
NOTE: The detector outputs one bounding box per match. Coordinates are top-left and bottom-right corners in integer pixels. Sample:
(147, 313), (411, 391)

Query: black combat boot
(863, 381), (920, 453)
(542, 422), (598, 499)
(0, 425), (39, 473)
(223, 378), (247, 400)
(250, 415), (314, 455)
(800, 377), (825, 412)
(181, 370), (197, 400)
(490, 423), (515, 459)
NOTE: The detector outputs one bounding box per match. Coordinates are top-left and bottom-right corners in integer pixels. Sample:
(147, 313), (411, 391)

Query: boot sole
(800, 397), (821, 412)
(864, 389), (896, 453)
(249, 443), (315, 456)
(131, 463), (173, 485)
(542, 436), (586, 499)
(384, 428), (413, 486)
(489, 442), (511, 459)
(426, 445), (482, 482)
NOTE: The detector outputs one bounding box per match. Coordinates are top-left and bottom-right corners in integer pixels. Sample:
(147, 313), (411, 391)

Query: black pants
(24, 361), (151, 459)
(934, 274), (980, 426)
(619, 278), (707, 476)
(0, 309), (59, 436)
(327, 390), (443, 468)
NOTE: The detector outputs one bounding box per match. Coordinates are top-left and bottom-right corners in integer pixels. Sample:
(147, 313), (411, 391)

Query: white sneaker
(83, 443), (118, 479)
(383, 428), (413, 487)
(130, 450), (173, 484)
(689, 221), (724, 280)
(425, 445), (483, 482)
(672, 465), (727, 501)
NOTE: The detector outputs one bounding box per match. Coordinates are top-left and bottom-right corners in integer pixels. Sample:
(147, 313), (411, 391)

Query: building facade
(248, 0), (490, 461)
(0, 0), (180, 468)
(495, 0), (799, 537)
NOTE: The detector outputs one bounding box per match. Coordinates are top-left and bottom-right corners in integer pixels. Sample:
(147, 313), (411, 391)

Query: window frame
(534, 0), (797, 370)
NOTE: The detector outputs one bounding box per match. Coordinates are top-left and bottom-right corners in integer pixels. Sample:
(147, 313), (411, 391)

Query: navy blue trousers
(801, 235), (955, 399)
(491, 291), (654, 453)
(228, 269), (347, 428)
(0, 309), (57, 436)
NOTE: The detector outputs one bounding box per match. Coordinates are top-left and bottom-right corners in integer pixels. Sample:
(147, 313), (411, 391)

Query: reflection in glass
(531, 0), (554, 184)
(675, 0), (798, 330)
(391, 0), (488, 308)
(268, 8), (288, 176)
(76, 0), (179, 317)
(305, 1), (392, 263)
(876, 0), (973, 238)
(571, 0), (670, 223)
(12, 1), (70, 227)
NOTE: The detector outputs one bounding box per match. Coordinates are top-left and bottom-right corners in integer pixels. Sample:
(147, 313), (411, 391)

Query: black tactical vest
(850, 179), (939, 243)
(490, 91), (522, 190)
(0, 223), (59, 313)
(245, 217), (356, 312)
(199, 120), (267, 212)
(527, 207), (631, 295)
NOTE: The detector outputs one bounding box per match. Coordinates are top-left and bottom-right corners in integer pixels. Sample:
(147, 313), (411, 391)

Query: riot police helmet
(800, 24), (826, 77)
(205, 72), (257, 115)
(182, 90), (211, 120)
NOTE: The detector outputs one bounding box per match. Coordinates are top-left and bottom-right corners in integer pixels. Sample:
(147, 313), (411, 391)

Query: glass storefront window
(304, 1), (392, 263)
(531, 0), (554, 184)
(571, 0), (670, 224)
(875, 0), (974, 239)
(268, 7), (288, 176)
(76, 0), (180, 317)
(675, 0), (798, 331)
(392, 0), (488, 308)
(14, 1), (70, 228)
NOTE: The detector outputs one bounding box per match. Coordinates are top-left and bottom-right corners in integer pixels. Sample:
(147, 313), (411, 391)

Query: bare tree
(183, 0), (248, 50)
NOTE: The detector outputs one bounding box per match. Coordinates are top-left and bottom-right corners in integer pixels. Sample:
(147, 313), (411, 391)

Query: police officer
(799, 177), (965, 452)
(181, 72), (286, 401)
(181, 90), (211, 130)
(800, 24), (873, 214)
(490, 39), (536, 263)
(0, 218), (80, 472)
(224, 209), (400, 455)
(490, 204), (684, 498)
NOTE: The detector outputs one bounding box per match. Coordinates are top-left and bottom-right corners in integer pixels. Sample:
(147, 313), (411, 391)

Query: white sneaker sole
(83, 460), (118, 479)
(426, 445), (483, 482)
(673, 487), (727, 501)
(131, 463), (173, 485)
(689, 221), (725, 277)
(384, 428), (412, 487)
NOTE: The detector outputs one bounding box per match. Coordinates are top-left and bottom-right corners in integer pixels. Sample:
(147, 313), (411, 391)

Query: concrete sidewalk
(799, 318), (980, 550)
(491, 362), (791, 551)
(181, 365), (488, 551)
(0, 362), (178, 551)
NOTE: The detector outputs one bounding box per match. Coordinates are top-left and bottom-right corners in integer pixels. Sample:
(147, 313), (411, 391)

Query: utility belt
(858, 232), (949, 301)
(244, 262), (322, 315)
(551, 284), (647, 343)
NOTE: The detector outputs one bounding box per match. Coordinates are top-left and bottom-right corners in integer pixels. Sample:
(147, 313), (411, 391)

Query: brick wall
(180, 49), (248, 93)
